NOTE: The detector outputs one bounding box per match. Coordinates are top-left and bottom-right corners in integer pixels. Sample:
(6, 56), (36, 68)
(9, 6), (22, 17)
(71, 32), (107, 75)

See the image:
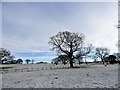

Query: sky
(2, 2), (118, 54)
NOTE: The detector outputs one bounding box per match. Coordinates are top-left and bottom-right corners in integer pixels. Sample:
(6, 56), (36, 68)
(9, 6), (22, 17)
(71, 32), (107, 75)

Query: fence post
(3, 69), (8, 73)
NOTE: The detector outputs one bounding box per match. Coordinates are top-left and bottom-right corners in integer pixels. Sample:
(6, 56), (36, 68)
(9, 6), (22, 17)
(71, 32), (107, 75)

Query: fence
(0, 64), (72, 74)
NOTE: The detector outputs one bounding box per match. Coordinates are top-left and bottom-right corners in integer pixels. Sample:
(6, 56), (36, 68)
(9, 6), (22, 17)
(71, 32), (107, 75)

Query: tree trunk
(2, 60), (4, 64)
(70, 59), (73, 68)
(101, 59), (104, 64)
(69, 52), (74, 68)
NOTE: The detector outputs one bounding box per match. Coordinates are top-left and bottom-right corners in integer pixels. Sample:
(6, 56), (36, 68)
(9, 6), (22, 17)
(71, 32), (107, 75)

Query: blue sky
(2, 2), (118, 54)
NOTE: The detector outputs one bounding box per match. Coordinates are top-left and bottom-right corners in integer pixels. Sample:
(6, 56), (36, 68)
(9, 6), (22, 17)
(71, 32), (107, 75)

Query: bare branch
(48, 31), (84, 67)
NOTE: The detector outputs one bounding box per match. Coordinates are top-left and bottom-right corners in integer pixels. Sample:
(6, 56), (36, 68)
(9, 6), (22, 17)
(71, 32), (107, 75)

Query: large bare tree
(49, 31), (84, 67)
(95, 47), (110, 64)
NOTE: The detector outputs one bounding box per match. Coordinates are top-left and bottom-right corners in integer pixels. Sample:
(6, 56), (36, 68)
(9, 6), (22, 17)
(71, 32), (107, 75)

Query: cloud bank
(2, 2), (118, 53)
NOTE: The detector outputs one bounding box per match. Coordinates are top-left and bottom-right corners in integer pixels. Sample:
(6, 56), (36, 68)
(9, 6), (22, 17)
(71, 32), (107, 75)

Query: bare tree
(95, 47), (110, 64)
(91, 55), (98, 63)
(49, 31), (84, 68)
(76, 44), (93, 64)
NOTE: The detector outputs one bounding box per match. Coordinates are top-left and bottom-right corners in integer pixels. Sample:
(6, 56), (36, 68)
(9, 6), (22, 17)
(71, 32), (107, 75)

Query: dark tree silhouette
(49, 31), (84, 68)
(0, 48), (14, 64)
(104, 55), (117, 64)
(52, 57), (59, 65)
(108, 55), (117, 64)
(58, 54), (68, 65)
(25, 59), (31, 64)
(95, 47), (109, 64)
(10, 60), (17, 64)
(16, 59), (23, 64)
(115, 53), (120, 64)
(52, 55), (69, 65)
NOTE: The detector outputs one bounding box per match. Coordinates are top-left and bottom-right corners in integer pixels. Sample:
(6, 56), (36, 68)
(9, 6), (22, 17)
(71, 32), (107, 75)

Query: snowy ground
(1, 63), (119, 88)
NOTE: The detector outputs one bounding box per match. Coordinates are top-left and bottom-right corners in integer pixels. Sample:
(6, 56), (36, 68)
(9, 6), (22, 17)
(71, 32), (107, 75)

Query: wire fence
(0, 64), (72, 74)
(0, 63), (96, 74)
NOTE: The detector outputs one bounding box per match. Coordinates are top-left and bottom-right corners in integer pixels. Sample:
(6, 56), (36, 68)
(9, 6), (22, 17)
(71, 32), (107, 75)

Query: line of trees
(0, 48), (33, 64)
(49, 31), (119, 67)
(1, 31), (119, 66)
(0, 48), (14, 64)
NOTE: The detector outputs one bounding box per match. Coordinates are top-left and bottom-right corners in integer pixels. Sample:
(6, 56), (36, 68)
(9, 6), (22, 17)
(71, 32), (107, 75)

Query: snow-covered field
(1, 63), (119, 88)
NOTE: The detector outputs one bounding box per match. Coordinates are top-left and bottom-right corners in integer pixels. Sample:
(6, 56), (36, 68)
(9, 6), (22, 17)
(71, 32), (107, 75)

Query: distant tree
(1, 58), (7, 64)
(58, 54), (68, 65)
(49, 31), (84, 68)
(31, 59), (34, 64)
(77, 56), (83, 64)
(36, 61), (47, 64)
(52, 55), (68, 65)
(16, 59), (23, 64)
(114, 53), (120, 64)
(95, 47), (110, 64)
(115, 53), (120, 60)
(76, 44), (93, 64)
(52, 57), (59, 65)
(91, 55), (98, 63)
(0, 48), (14, 64)
(10, 60), (17, 64)
(104, 55), (117, 65)
(108, 55), (117, 64)
(25, 59), (31, 64)
(51, 61), (53, 64)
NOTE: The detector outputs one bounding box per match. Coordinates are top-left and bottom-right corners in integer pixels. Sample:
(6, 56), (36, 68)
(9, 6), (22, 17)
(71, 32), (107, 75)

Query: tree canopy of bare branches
(95, 47), (110, 64)
(76, 44), (93, 64)
(76, 44), (93, 57)
(49, 31), (84, 67)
